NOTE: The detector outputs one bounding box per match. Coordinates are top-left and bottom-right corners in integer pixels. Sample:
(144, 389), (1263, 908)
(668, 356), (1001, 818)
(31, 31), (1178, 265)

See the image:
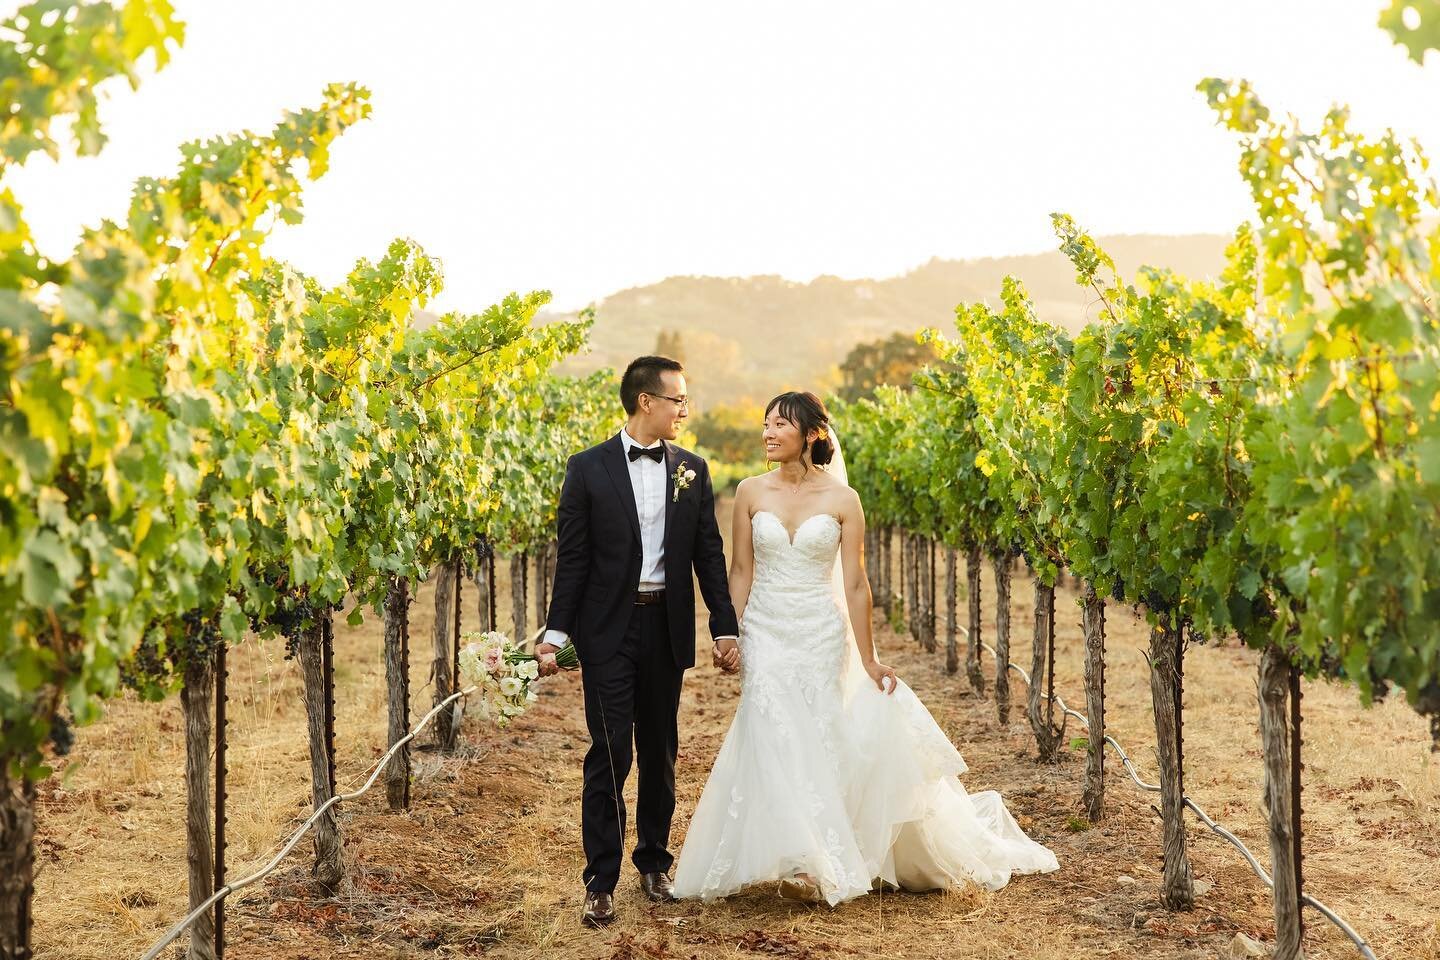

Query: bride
(672, 391), (1059, 905)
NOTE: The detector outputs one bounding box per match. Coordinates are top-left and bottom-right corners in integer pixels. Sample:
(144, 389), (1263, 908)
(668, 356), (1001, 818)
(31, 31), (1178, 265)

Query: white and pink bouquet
(457, 630), (577, 728)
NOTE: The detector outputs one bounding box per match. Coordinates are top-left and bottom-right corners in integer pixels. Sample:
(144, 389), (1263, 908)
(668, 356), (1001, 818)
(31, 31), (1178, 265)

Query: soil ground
(32, 498), (1440, 960)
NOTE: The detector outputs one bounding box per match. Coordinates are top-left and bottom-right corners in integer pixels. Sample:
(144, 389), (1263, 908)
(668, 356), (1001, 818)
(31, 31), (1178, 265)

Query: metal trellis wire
(965, 627), (1376, 960)
(138, 626), (548, 960)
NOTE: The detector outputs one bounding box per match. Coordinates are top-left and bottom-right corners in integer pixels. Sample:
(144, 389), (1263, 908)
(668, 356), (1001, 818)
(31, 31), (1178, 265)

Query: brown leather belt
(634, 589), (666, 606)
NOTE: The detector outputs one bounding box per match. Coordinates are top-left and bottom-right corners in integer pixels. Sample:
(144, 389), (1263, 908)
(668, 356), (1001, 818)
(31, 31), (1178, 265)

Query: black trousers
(580, 602), (685, 893)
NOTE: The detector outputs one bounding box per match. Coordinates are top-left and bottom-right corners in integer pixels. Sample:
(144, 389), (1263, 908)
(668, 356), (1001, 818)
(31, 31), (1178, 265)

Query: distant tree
(655, 328), (686, 364)
(838, 332), (940, 402)
(692, 401), (766, 465)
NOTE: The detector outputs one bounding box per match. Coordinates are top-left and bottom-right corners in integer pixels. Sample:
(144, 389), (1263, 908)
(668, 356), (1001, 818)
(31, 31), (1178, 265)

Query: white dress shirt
(623, 428), (670, 592)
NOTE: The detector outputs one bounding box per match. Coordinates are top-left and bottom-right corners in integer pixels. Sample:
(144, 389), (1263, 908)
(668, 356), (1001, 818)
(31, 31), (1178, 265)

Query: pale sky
(8, 1), (1436, 312)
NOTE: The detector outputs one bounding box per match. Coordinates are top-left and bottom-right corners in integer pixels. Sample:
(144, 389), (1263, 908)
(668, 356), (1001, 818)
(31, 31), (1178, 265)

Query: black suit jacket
(544, 434), (739, 669)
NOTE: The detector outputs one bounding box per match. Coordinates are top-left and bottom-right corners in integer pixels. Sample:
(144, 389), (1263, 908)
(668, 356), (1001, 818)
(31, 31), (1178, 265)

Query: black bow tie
(628, 444), (664, 463)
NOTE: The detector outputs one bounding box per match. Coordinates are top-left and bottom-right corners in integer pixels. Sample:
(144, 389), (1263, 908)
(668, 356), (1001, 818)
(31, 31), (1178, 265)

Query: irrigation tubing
(969, 629), (1376, 960)
(138, 621), (1378, 959)
(139, 626), (548, 960)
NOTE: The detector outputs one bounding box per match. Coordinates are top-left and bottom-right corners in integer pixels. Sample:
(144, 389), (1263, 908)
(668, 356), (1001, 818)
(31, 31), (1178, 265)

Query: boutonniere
(672, 461), (697, 502)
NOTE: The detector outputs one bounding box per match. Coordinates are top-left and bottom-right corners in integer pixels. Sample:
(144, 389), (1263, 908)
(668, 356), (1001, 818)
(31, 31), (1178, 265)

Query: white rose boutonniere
(672, 461), (697, 502)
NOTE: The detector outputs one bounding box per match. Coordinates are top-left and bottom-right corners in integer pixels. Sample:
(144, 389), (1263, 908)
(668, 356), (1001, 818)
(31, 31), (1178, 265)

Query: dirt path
(32, 500), (1440, 960)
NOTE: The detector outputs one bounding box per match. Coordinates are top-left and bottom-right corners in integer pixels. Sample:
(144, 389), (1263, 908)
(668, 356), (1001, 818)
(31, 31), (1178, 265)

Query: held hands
(864, 658), (899, 695)
(713, 638), (740, 673)
(535, 642), (562, 677)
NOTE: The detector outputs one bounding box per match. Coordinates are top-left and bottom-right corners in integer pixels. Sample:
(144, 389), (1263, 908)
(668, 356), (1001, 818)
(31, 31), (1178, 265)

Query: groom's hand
(536, 642), (561, 677)
(712, 638), (740, 673)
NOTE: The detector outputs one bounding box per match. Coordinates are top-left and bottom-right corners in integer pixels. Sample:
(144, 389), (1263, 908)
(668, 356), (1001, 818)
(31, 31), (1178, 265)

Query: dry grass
(31, 498), (1440, 960)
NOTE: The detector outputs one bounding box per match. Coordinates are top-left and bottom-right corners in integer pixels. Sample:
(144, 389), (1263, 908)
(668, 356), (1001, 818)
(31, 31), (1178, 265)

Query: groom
(536, 355), (740, 928)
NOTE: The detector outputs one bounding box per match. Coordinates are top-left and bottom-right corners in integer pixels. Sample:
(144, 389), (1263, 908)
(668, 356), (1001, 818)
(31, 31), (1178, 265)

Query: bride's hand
(864, 659), (898, 695)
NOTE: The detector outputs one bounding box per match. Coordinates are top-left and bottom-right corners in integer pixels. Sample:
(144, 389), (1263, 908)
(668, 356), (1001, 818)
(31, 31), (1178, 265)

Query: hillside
(420, 234), (1229, 407)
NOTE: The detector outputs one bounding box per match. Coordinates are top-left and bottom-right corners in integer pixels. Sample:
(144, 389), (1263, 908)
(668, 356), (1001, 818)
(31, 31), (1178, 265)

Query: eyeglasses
(646, 393), (690, 410)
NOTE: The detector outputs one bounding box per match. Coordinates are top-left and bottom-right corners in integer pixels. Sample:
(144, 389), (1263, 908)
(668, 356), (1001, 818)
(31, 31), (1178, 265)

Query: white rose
(684, 469), (696, 481)
(499, 676), (525, 697)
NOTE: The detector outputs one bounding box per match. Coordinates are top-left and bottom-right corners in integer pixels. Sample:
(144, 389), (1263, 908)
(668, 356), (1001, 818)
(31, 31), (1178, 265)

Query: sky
(8, 0), (1438, 312)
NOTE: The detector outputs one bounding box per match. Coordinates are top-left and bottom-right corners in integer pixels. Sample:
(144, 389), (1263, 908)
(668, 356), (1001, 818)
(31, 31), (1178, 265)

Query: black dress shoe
(639, 871), (677, 903)
(582, 891), (616, 927)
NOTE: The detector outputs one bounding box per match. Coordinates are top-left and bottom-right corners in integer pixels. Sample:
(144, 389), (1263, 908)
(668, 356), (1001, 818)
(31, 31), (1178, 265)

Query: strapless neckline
(752, 510), (840, 546)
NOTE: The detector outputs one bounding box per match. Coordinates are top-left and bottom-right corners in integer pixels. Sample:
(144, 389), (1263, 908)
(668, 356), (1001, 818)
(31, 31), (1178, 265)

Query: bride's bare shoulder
(827, 481), (863, 518)
(735, 474), (764, 495)
(733, 474), (767, 507)
(814, 469), (853, 496)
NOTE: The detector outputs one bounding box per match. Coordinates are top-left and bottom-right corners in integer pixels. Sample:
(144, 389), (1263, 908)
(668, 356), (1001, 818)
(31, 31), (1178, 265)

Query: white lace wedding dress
(672, 510), (1059, 905)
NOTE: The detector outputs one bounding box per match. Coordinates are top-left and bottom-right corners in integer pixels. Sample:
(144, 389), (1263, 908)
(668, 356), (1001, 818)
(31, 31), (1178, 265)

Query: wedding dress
(671, 505), (1059, 905)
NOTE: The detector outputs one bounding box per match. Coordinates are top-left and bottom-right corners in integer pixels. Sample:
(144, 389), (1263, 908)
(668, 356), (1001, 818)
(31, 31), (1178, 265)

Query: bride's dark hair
(765, 391), (834, 470)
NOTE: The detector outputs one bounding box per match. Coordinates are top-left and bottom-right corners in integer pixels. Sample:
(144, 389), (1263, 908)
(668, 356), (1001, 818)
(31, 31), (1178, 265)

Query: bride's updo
(765, 391), (835, 468)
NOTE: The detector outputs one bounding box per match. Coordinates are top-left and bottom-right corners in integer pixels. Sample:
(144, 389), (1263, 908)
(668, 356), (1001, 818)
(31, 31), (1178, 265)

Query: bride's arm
(728, 479), (756, 621)
(839, 491), (897, 694)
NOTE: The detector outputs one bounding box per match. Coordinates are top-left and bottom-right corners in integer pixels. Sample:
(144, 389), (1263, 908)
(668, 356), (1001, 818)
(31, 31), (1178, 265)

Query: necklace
(781, 470), (809, 495)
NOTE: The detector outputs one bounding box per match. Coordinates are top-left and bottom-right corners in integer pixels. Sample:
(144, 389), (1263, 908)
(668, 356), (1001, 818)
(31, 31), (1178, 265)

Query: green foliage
(0, 0), (184, 168)
(844, 78), (1440, 739)
(952, 277), (1071, 582)
(837, 339), (996, 556)
(1049, 217), (1278, 635)
(1202, 78), (1440, 716)
(0, 4), (595, 777)
(483, 366), (622, 553)
(1380, 0), (1440, 63)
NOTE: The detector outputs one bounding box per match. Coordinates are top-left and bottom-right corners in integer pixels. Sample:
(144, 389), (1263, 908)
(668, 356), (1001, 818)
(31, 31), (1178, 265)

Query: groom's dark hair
(621, 355), (684, 415)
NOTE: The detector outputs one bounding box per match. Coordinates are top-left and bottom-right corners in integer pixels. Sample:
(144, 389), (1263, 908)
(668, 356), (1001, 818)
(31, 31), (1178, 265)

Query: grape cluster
(120, 633), (168, 692)
(244, 568), (321, 658)
(180, 610), (224, 662)
(49, 713), (74, 756)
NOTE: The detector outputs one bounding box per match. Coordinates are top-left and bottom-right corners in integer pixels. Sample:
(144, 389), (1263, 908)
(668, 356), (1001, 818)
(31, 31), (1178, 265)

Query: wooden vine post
(901, 531), (913, 641)
(992, 553), (1012, 724)
(1081, 581), (1106, 821)
(1259, 645), (1306, 959)
(915, 532), (927, 644)
(864, 526), (877, 599)
(944, 548), (959, 674)
(473, 538), (495, 633)
(910, 533), (923, 645)
(452, 562), (462, 738)
(1026, 579), (1065, 761)
(383, 575), (412, 811)
(1148, 617), (1194, 910)
(180, 637), (216, 960)
(925, 539), (937, 653)
(298, 609), (344, 893)
(432, 559), (459, 750)
(0, 762), (35, 960)
(965, 545), (985, 693)
(884, 529), (893, 627)
(534, 543), (555, 645)
(323, 614), (338, 799)
(875, 526), (887, 616)
(511, 551), (528, 647)
(213, 641), (228, 960)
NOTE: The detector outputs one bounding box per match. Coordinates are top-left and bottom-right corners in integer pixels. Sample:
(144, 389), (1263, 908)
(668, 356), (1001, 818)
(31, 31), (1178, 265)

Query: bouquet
(457, 630), (577, 728)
